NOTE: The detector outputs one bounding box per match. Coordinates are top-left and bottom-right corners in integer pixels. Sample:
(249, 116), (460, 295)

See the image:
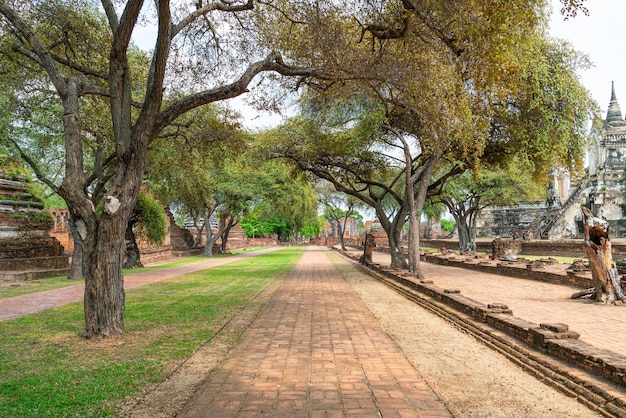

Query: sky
(549, 0), (626, 115)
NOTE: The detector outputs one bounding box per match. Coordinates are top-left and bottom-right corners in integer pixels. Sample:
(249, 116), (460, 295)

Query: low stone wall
(336, 249), (626, 392)
(0, 255), (68, 271)
(421, 238), (626, 258)
(422, 254), (596, 289)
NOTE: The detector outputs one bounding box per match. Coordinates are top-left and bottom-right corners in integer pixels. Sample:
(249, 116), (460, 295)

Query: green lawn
(0, 247), (302, 417)
(0, 248), (264, 300)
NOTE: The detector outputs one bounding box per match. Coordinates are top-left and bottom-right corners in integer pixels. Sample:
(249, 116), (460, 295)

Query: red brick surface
(181, 247), (450, 417)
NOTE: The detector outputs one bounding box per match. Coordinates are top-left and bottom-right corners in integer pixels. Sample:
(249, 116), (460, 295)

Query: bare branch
(6, 136), (59, 193)
(154, 52), (336, 133)
(172, 0), (253, 38)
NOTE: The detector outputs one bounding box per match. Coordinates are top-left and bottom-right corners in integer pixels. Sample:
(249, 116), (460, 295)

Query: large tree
(436, 168), (545, 253)
(148, 107), (250, 257)
(263, 0), (593, 276)
(0, 0), (334, 337)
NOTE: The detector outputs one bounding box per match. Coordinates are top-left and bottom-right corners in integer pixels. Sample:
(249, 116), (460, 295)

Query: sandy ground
(332, 254), (601, 418)
(122, 251), (601, 417)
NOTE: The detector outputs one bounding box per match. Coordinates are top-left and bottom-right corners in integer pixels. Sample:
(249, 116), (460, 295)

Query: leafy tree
(148, 107), (250, 257)
(436, 168), (545, 253)
(250, 159), (319, 243)
(300, 215), (325, 240)
(318, 181), (364, 250)
(0, 0), (595, 336)
(440, 219), (455, 234)
(0, 0), (335, 337)
(422, 201), (445, 240)
(264, 0), (594, 277)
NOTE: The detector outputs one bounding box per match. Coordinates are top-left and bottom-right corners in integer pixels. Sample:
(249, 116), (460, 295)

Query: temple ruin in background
(0, 171), (68, 281)
(476, 82), (626, 240)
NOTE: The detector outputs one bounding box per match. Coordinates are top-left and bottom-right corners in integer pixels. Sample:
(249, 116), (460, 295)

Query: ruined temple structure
(477, 83), (626, 240)
(543, 82), (626, 239)
(474, 176), (571, 240)
(0, 170), (69, 281)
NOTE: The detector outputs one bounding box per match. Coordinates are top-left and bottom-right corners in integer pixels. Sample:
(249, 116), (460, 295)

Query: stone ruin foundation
(491, 238), (522, 260)
(0, 171), (69, 281)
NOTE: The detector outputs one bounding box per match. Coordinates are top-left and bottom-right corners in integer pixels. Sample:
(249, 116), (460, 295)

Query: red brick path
(180, 247), (451, 418)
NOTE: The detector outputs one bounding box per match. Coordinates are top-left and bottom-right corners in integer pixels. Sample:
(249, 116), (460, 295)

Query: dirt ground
(121, 253), (602, 417)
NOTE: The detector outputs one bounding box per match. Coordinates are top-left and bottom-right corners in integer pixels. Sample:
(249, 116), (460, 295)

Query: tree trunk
(123, 220), (143, 269)
(388, 226), (408, 269)
(457, 218), (472, 253)
(581, 207), (626, 304)
(219, 217), (237, 253)
(82, 200), (133, 338)
(192, 223), (204, 249)
(203, 214), (215, 257)
(360, 233), (375, 265)
(68, 215), (84, 280)
(406, 149), (441, 279)
(203, 213), (228, 257)
(220, 227), (230, 254)
(337, 220), (347, 251)
(424, 217), (433, 239)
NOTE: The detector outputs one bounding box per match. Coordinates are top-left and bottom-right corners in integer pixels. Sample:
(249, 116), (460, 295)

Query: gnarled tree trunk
(68, 215), (84, 280)
(578, 207), (626, 304)
(360, 233), (375, 265)
(123, 219), (143, 269)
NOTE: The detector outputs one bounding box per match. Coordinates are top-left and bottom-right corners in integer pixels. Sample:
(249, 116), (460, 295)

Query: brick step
(0, 268), (70, 281)
(0, 255), (69, 271)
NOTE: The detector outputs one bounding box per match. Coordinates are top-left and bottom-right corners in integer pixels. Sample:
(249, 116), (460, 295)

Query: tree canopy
(0, 0), (593, 335)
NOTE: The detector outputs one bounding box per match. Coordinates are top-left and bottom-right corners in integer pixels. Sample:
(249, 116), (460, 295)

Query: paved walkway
(181, 246), (451, 418)
(360, 250), (626, 356)
(3, 245), (624, 415)
(0, 248), (279, 321)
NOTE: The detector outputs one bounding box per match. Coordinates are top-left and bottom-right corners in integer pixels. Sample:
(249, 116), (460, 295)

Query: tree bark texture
(67, 215), (84, 280)
(581, 207), (626, 304)
(123, 220), (143, 269)
(360, 233), (375, 265)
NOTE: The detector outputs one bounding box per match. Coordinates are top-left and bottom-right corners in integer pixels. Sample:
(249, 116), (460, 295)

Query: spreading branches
(155, 51), (337, 133)
(173, 0), (254, 37)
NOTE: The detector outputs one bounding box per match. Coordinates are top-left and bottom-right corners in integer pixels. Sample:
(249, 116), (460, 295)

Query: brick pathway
(180, 247), (451, 418)
(365, 251), (626, 356)
(0, 248), (279, 321)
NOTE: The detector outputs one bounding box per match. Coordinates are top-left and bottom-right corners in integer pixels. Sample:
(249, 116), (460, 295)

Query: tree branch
(154, 52), (335, 134)
(173, 0), (254, 38)
(0, 0), (67, 95)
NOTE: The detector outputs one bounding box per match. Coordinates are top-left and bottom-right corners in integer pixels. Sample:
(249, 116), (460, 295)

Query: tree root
(571, 288), (595, 299)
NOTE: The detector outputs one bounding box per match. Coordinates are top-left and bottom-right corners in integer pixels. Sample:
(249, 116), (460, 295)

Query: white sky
(549, 0), (626, 115)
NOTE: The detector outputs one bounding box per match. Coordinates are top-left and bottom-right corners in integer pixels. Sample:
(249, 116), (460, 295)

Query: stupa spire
(606, 81), (624, 124)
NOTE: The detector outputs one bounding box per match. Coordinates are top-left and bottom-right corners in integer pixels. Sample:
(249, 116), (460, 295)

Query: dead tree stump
(360, 233), (375, 265)
(575, 207), (626, 304)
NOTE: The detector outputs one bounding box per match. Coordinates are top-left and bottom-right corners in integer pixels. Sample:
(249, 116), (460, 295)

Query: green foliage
(299, 215), (324, 238)
(440, 219), (455, 233)
(240, 213), (277, 238)
(134, 193), (167, 246)
(32, 210), (53, 223)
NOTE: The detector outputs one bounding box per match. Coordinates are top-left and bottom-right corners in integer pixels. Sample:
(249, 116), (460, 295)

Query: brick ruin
(0, 171), (69, 281)
(473, 83), (626, 240)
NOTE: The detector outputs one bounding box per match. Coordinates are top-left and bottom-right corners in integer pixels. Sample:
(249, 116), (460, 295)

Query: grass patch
(0, 247), (303, 417)
(0, 249), (269, 300)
